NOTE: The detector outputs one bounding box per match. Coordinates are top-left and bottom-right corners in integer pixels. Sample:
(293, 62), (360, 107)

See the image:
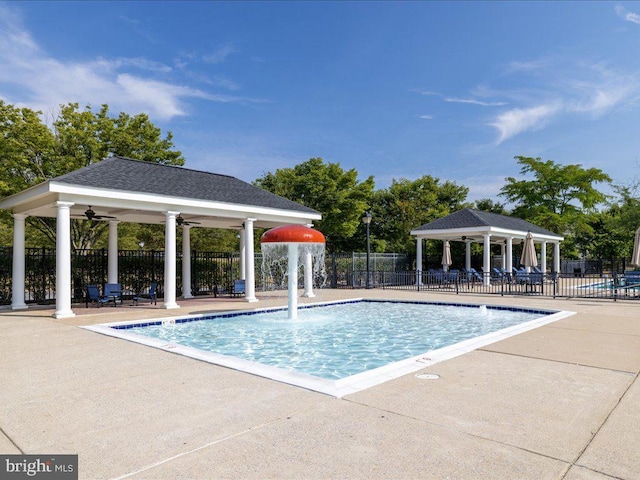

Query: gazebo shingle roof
(54, 156), (318, 215)
(414, 208), (560, 237)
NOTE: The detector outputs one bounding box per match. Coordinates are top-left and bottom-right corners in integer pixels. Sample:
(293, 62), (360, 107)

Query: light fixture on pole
(362, 211), (372, 289)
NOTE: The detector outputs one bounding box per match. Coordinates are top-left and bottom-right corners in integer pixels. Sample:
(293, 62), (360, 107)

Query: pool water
(122, 300), (550, 380)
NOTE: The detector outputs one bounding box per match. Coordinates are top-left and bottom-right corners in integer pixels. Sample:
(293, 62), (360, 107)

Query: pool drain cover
(415, 373), (440, 380)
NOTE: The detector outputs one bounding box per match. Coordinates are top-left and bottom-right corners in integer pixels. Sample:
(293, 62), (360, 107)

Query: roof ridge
(109, 156), (237, 180)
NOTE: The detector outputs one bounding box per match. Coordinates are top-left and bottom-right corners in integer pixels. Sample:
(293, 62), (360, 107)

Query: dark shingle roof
(414, 208), (560, 237)
(53, 156), (319, 215)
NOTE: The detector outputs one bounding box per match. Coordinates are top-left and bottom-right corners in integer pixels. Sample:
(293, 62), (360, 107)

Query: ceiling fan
(176, 214), (201, 226)
(84, 206), (116, 221)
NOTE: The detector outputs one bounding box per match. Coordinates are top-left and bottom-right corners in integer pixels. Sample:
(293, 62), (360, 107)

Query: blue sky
(1, 1), (640, 201)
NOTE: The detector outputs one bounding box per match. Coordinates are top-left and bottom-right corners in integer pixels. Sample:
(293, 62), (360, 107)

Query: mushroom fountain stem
(288, 244), (298, 320)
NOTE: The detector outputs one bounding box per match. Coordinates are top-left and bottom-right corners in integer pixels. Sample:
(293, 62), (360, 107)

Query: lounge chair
(133, 282), (157, 306)
(447, 269), (459, 283)
(626, 271), (640, 286)
(86, 285), (111, 308)
(468, 268), (483, 282)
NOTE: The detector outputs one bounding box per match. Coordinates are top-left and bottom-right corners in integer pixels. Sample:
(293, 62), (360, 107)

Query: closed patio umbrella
(441, 240), (452, 272)
(632, 227), (640, 267)
(520, 231), (537, 272)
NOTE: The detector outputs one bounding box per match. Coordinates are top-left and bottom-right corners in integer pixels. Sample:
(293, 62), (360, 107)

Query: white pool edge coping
(81, 299), (575, 398)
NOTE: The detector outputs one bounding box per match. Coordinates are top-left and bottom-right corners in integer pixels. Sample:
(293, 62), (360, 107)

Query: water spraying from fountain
(261, 225), (326, 319)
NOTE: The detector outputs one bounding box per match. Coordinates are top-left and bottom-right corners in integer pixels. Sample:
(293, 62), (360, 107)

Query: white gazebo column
(554, 242), (561, 273)
(107, 220), (120, 284)
(500, 242), (506, 270)
(11, 213), (28, 310)
(54, 201), (75, 319)
(163, 211), (180, 309)
(244, 218), (258, 302)
(541, 241), (547, 273)
(182, 225), (193, 299)
(239, 226), (246, 280)
(465, 240), (471, 271)
(506, 237), (513, 274)
(416, 237), (423, 285)
(482, 234), (491, 286)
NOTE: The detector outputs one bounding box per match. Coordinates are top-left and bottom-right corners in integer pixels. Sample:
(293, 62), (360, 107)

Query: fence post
(41, 246), (46, 302)
(331, 253), (337, 288)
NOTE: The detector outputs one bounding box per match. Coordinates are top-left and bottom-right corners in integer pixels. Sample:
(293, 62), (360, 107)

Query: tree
(371, 176), (469, 253)
(474, 198), (507, 215)
(579, 183), (640, 259)
(499, 156), (611, 237)
(0, 101), (57, 198)
(254, 158), (375, 252)
(0, 102), (184, 250)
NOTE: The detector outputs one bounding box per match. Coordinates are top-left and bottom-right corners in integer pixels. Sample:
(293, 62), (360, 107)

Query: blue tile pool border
(110, 299), (556, 330)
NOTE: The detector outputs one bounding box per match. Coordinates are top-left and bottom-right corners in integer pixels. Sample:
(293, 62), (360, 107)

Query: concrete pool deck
(1, 289), (639, 479)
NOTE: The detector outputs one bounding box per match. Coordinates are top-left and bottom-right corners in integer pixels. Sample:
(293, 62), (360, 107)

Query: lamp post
(362, 211), (372, 289)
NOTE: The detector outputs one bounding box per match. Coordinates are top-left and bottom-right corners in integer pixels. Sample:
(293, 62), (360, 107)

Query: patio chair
(447, 269), (459, 283)
(86, 285), (111, 308)
(514, 268), (528, 284)
(104, 282), (123, 306)
(468, 268), (483, 282)
(133, 282), (157, 306)
(232, 279), (246, 296)
(492, 267), (505, 280)
(625, 271), (640, 286)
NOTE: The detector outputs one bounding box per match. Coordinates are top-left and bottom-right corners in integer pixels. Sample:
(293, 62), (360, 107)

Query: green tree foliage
(254, 158), (375, 252)
(0, 101), (184, 250)
(500, 156), (611, 238)
(0, 101), (57, 197)
(576, 183), (640, 259)
(371, 176), (469, 253)
(474, 198), (507, 215)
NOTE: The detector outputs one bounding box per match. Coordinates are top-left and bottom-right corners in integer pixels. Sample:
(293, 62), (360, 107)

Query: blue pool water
(120, 300), (550, 380)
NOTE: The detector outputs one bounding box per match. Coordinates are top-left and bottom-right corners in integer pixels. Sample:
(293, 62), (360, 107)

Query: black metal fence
(0, 246), (637, 305)
(0, 247), (243, 305)
(356, 270), (640, 301)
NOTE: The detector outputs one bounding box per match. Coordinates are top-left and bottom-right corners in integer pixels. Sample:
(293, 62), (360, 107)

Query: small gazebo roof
(411, 208), (563, 243)
(0, 156), (321, 229)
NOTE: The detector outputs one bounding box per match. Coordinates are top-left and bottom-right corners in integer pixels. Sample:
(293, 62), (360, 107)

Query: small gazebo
(411, 208), (564, 286)
(0, 156), (321, 318)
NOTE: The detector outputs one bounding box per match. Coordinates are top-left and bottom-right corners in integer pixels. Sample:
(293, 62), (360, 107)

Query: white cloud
(0, 5), (255, 121)
(444, 97), (507, 107)
(411, 89), (440, 96)
(418, 114), (433, 119)
(490, 103), (563, 144)
(615, 4), (640, 25)
(203, 43), (237, 64)
(567, 68), (639, 117)
(571, 86), (634, 117)
(485, 57), (640, 143)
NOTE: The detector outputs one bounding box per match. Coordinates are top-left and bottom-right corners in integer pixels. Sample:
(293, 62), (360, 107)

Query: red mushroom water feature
(261, 225), (326, 319)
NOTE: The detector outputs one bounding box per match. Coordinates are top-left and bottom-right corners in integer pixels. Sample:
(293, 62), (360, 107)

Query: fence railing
(353, 269), (640, 301)
(0, 246), (637, 305)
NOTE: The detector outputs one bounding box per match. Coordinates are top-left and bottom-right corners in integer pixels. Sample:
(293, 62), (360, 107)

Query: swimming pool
(85, 299), (573, 397)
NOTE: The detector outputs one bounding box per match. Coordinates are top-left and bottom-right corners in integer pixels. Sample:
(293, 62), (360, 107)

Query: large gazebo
(0, 156), (321, 318)
(411, 208), (564, 286)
